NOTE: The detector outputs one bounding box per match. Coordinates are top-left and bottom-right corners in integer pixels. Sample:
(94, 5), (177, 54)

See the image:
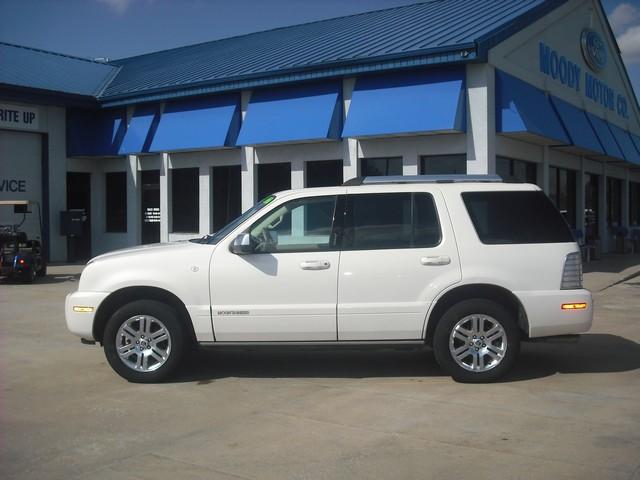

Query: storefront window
(607, 177), (622, 227)
(105, 172), (127, 233)
(630, 182), (640, 227)
(141, 170), (160, 244)
(548, 166), (576, 228)
(549, 167), (558, 208)
(212, 165), (241, 232)
(171, 168), (199, 233)
(361, 157), (402, 176)
(496, 157), (537, 184)
(584, 173), (599, 242)
(306, 160), (343, 187)
(420, 155), (466, 174)
(257, 163), (291, 200)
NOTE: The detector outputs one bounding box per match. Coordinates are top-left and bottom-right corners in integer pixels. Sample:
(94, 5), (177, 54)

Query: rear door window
(462, 191), (574, 244)
(343, 192), (441, 250)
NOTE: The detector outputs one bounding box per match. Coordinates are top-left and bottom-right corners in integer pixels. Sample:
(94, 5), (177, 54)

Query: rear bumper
(0, 256), (28, 275)
(515, 289), (593, 338)
(65, 291), (110, 341)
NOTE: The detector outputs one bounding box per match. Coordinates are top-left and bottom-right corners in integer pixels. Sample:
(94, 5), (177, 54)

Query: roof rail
(342, 175), (503, 186)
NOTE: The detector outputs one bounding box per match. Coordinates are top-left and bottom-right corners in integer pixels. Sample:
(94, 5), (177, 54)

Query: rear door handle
(421, 255), (451, 266)
(300, 260), (331, 270)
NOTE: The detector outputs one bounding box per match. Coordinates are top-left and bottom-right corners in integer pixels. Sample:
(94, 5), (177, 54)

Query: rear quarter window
(462, 191), (574, 244)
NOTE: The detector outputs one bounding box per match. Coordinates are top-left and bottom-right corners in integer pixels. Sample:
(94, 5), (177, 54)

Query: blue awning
(585, 113), (624, 160)
(631, 134), (640, 157)
(67, 108), (126, 157)
(342, 68), (465, 138)
(495, 70), (569, 145)
(118, 105), (159, 155)
(608, 124), (640, 165)
(237, 81), (341, 145)
(150, 94), (240, 152)
(549, 96), (604, 155)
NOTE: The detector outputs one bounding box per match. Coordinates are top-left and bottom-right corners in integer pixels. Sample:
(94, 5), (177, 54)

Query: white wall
(153, 134), (468, 243)
(72, 130), (637, 257)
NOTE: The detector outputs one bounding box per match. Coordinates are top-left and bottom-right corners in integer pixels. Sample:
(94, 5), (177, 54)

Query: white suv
(66, 175), (592, 383)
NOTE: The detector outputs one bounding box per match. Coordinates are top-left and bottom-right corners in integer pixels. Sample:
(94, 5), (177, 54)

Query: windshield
(192, 194), (277, 245)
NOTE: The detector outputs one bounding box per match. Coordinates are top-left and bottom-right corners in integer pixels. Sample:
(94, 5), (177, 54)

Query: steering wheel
(251, 229), (272, 252)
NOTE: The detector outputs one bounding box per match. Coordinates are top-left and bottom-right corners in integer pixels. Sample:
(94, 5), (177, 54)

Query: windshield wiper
(190, 234), (213, 244)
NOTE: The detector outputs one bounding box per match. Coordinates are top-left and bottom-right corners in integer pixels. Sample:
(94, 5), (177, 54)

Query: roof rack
(342, 175), (503, 186)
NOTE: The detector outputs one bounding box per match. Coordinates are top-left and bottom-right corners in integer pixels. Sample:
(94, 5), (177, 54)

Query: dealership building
(1, 0), (639, 262)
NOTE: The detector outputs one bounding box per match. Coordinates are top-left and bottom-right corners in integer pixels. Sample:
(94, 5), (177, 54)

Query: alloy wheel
(116, 315), (172, 372)
(448, 314), (507, 372)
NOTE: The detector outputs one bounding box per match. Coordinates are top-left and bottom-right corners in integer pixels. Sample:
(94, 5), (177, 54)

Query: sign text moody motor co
(539, 34), (629, 119)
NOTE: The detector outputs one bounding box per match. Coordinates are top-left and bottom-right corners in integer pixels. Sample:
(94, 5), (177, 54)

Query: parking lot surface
(1, 260), (640, 480)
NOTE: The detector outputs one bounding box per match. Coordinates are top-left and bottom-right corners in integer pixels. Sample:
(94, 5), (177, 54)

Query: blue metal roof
(0, 42), (119, 97)
(99, 0), (562, 105)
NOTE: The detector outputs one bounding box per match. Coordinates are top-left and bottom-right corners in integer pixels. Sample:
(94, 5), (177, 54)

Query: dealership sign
(0, 104), (40, 131)
(581, 29), (607, 72)
(538, 29), (629, 120)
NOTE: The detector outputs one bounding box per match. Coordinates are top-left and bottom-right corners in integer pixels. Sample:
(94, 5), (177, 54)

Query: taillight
(561, 252), (583, 290)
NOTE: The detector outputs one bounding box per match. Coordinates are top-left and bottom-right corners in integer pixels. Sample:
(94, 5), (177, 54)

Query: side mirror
(230, 233), (253, 255)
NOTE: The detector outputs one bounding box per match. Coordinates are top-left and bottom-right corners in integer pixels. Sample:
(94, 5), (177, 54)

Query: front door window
(249, 196), (337, 253)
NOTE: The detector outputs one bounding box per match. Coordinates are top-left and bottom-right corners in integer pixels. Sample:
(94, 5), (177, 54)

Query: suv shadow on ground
(173, 333), (640, 384)
(583, 253), (640, 274)
(0, 273), (79, 285)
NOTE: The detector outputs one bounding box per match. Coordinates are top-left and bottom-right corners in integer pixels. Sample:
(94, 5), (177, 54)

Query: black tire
(36, 261), (47, 277)
(433, 298), (520, 383)
(21, 267), (36, 284)
(103, 299), (186, 383)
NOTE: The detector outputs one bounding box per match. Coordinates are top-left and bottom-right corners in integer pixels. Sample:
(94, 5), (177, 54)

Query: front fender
(77, 243), (215, 341)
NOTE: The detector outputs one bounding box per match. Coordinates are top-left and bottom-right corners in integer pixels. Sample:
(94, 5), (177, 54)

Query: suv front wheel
(433, 299), (520, 383)
(103, 299), (186, 383)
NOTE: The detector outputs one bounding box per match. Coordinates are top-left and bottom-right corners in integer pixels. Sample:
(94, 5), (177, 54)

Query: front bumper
(65, 291), (110, 341)
(515, 289), (593, 338)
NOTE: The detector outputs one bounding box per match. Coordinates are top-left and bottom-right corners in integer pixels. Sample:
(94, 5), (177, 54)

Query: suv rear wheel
(433, 299), (520, 383)
(103, 299), (186, 383)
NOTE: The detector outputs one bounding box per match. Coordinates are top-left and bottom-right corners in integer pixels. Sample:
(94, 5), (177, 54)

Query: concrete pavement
(1, 258), (639, 480)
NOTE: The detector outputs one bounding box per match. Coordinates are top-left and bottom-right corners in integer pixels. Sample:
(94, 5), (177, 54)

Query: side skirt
(198, 340), (426, 352)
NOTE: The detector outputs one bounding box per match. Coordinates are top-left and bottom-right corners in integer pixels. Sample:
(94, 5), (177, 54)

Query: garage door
(0, 130), (42, 242)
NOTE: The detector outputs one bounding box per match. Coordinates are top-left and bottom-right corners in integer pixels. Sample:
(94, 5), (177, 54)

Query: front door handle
(300, 260), (331, 270)
(421, 255), (451, 266)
